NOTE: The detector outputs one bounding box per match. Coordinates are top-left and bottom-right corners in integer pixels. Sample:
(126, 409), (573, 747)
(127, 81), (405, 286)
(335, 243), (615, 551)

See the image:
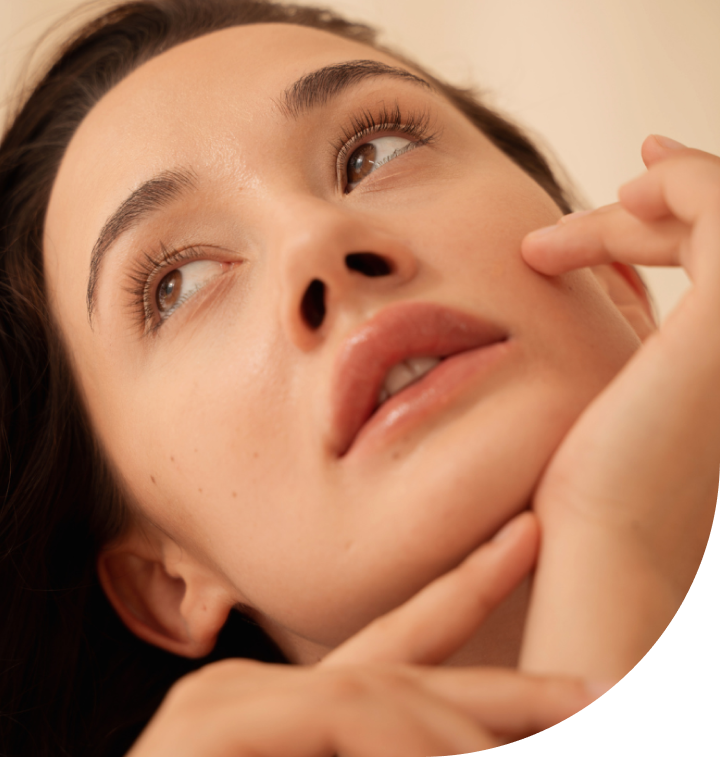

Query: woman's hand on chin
(125, 512), (599, 756)
(519, 135), (720, 681)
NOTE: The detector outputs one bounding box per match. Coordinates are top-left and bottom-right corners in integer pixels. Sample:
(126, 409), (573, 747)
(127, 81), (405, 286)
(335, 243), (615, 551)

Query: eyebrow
(279, 59), (432, 119)
(86, 167), (197, 324)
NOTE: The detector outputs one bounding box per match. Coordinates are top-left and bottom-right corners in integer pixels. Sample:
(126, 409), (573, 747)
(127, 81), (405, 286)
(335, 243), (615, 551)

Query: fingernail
(584, 680), (616, 699)
(653, 134), (686, 150)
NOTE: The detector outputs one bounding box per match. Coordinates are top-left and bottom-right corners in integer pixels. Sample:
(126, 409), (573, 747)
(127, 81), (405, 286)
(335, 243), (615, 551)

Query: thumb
(321, 511), (539, 667)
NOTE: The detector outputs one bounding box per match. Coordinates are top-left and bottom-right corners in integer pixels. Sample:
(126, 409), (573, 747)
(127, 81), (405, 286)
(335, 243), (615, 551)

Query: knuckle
(166, 659), (260, 703)
(317, 664), (411, 709)
(161, 674), (203, 715)
(198, 657), (261, 680)
(320, 668), (373, 705)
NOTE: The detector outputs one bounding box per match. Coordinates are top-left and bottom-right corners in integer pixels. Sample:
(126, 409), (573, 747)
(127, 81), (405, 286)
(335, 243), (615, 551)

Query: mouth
(328, 302), (510, 458)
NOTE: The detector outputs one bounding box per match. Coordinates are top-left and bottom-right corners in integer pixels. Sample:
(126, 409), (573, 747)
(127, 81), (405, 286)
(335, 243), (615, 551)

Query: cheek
(408, 171), (562, 281)
(94, 333), (324, 580)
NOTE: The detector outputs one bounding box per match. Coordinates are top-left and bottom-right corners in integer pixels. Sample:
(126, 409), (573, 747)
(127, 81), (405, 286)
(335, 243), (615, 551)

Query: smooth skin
(126, 512), (601, 756)
(45, 23), (652, 668)
(521, 135), (720, 680)
(126, 137), (720, 755)
(40, 20), (719, 755)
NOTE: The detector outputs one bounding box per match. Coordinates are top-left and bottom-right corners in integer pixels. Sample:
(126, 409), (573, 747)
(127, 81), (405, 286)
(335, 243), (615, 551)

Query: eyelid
(125, 243), (236, 334)
(345, 135), (418, 192)
(334, 103), (436, 192)
(156, 258), (231, 324)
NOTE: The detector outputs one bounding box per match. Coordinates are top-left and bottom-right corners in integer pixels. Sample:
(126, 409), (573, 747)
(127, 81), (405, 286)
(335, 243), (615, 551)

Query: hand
(519, 135), (720, 680)
(126, 513), (599, 756)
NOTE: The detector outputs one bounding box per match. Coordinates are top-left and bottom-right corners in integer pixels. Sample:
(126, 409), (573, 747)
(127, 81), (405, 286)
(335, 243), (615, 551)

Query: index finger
(321, 511), (539, 667)
(521, 202), (686, 276)
(408, 666), (605, 738)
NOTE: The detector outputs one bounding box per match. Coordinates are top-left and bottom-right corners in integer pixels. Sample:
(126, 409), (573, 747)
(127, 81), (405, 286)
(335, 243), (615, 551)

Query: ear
(97, 525), (236, 658)
(592, 262), (657, 341)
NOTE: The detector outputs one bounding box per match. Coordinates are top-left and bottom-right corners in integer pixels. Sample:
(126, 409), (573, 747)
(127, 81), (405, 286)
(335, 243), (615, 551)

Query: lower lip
(345, 338), (513, 460)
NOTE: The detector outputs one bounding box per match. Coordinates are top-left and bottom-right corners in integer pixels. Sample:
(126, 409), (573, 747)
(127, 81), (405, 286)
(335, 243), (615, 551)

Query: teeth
(406, 356), (442, 377)
(377, 356), (441, 405)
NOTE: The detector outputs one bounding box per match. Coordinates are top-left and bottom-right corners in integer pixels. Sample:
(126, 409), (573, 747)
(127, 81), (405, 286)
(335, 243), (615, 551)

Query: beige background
(2, 0), (719, 321)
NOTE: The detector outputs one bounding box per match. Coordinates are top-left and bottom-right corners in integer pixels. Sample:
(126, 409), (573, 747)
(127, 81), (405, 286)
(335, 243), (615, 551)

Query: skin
(520, 137), (720, 679)
(125, 512), (602, 756)
(43, 23), (654, 665)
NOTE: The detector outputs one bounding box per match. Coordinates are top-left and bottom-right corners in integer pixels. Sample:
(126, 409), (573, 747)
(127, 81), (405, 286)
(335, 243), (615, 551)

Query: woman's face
(44, 24), (643, 656)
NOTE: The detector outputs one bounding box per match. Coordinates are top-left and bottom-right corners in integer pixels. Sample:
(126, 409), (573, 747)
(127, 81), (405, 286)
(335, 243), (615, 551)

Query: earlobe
(97, 527), (235, 658)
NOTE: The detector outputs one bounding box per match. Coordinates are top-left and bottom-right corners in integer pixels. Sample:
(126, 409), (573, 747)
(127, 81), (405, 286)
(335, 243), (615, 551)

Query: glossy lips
(329, 302), (509, 457)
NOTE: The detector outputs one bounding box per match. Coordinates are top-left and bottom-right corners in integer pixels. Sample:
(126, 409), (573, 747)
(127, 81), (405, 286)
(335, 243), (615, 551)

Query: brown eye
(347, 143), (377, 185)
(157, 269), (182, 312)
(152, 259), (230, 323)
(344, 136), (416, 192)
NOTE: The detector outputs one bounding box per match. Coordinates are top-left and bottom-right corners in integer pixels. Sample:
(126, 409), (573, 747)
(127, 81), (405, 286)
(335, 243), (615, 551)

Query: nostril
(345, 253), (392, 277)
(301, 279), (326, 330)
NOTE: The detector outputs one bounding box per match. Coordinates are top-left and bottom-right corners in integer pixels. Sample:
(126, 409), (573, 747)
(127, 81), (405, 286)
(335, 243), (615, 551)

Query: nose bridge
(270, 195), (416, 350)
(276, 196), (369, 281)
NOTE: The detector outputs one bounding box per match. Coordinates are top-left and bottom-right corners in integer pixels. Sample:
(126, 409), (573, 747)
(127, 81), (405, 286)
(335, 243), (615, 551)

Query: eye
(345, 135), (417, 192)
(156, 259), (230, 318)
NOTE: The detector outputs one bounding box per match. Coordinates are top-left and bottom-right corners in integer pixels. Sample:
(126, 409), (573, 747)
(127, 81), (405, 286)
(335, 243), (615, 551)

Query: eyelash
(334, 102), (436, 192)
(125, 243), (212, 334)
(128, 103), (437, 333)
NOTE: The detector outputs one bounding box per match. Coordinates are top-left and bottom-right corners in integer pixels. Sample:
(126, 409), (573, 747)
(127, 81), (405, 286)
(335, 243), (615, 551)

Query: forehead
(50, 23), (406, 197)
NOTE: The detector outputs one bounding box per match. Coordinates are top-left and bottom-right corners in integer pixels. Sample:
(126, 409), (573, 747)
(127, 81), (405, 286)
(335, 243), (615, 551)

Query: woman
(1, 0), (717, 754)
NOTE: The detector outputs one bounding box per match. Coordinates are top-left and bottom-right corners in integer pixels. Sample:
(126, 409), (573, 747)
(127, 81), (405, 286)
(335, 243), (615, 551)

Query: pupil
(348, 143), (376, 184)
(157, 269), (182, 312)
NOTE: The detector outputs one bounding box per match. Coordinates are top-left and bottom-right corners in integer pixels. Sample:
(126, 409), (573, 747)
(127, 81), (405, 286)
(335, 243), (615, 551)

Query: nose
(273, 198), (418, 350)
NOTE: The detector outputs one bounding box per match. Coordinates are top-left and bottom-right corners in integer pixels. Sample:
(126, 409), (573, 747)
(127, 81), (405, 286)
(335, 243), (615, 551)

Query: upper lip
(328, 301), (508, 457)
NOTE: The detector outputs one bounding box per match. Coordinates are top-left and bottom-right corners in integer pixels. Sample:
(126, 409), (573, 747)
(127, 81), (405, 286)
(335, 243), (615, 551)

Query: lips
(328, 302), (509, 457)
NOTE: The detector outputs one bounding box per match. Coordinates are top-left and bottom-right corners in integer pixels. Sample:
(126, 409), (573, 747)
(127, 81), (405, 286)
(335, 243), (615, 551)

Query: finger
(407, 667), (604, 738)
(521, 202), (687, 275)
(331, 683), (501, 757)
(158, 662), (499, 757)
(619, 152), (720, 292)
(230, 679), (498, 757)
(620, 148), (720, 225)
(323, 511), (539, 667)
(523, 145), (720, 278)
(641, 134), (687, 169)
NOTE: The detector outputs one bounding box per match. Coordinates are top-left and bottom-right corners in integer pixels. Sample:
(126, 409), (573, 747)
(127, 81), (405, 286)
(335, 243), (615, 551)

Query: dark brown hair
(0, 2), (575, 754)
